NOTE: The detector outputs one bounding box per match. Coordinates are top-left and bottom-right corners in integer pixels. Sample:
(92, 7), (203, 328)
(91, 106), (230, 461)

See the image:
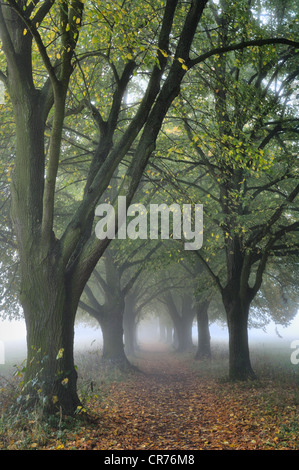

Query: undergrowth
(0, 349), (128, 450)
(0, 343), (298, 450)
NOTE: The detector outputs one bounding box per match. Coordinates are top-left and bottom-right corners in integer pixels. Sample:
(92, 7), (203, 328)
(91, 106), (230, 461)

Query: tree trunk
(166, 324), (174, 345)
(173, 315), (194, 352)
(164, 294), (195, 352)
(9, 89), (82, 414)
(100, 307), (131, 368)
(195, 301), (211, 359)
(159, 315), (173, 346)
(20, 260), (81, 415)
(123, 306), (138, 357)
(159, 318), (167, 343)
(223, 290), (256, 380)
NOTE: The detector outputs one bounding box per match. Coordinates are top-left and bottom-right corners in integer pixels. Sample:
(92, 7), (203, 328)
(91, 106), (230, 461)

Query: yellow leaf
(56, 348), (64, 359)
(23, 29), (27, 36)
(76, 405), (87, 413)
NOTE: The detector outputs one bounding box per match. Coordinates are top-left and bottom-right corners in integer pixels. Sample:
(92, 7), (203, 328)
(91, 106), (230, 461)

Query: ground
(1, 342), (298, 450)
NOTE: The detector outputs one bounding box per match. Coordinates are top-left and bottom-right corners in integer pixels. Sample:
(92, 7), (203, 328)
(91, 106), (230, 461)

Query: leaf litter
(1, 345), (298, 450)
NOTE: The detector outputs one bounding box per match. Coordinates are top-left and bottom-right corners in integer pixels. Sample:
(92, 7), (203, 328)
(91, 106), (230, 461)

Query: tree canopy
(0, 0), (298, 412)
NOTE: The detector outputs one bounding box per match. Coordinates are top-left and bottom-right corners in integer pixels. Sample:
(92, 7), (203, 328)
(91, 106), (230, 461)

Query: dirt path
(99, 347), (207, 450)
(53, 344), (298, 450)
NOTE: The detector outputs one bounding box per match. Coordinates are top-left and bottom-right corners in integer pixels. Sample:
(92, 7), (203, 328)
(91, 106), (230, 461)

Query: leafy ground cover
(0, 342), (298, 450)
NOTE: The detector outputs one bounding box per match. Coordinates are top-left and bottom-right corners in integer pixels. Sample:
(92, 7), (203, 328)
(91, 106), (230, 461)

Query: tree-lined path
(39, 345), (298, 451)
(0, 1), (298, 451)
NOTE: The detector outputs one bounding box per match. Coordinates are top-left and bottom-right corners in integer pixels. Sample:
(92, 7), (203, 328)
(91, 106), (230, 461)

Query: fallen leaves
(1, 347), (298, 450)
(46, 349), (298, 450)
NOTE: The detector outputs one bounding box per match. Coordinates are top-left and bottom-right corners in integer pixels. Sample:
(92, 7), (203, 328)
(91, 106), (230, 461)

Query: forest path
(92, 343), (216, 450)
(34, 343), (298, 450)
(66, 343), (297, 451)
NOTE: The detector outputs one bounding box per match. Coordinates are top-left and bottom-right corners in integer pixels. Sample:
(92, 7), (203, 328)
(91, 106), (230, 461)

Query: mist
(1, 310), (298, 369)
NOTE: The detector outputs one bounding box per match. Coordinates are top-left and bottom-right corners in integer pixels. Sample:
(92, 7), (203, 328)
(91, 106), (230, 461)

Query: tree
(0, 0), (212, 413)
(154, 0), (299, 379)
(0, 99), (20, 319)
(79, 241), (158, 367)
(79, 250), (128, 366)
(0, 0), (298, 414)
(160, 291), (195, 352)
(251, 257), (299, 331)
(195, 299), (211, 359)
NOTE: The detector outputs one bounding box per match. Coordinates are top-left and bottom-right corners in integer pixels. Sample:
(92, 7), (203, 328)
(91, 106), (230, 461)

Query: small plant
(12, 347), (53, 414)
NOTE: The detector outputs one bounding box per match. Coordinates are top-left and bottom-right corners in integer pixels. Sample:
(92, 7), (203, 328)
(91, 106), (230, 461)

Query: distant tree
(78, 241), (158, 367)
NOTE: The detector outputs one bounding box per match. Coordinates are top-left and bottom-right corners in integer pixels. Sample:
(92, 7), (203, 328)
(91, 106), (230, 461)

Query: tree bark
(165, 294), (194, 352)
(175, 316), (194, 352)
(9, 88), (82, 414)
(123, 299), (138, 357)
(79, 299), (131, 369)
(195, 300), (211, 359)
(222, 286), (256, 380)
(100, 308), (129, 367)
(20, 258), (81, 414)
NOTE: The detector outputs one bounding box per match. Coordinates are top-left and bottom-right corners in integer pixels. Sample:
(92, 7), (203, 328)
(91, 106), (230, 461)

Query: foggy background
(1, 310), (298, 368)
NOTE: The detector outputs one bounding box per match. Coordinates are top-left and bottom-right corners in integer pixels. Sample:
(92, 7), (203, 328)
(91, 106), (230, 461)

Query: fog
(1, 310), (298, 368)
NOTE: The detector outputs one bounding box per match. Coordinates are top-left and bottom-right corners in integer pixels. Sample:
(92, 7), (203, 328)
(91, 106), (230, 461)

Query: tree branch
(6, 0), (59, 86)
(194, 250), (223, 294)
(188, 38), (299, 68)
(247, 183), (299, 248)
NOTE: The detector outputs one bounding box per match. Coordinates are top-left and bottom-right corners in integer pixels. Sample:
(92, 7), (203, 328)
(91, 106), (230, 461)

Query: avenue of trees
(0, 0), (298, 415)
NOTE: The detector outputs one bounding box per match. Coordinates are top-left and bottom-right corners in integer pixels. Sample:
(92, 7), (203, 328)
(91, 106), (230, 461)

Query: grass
(0, 340), (298, 450)
(0, 346), (131, 450)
